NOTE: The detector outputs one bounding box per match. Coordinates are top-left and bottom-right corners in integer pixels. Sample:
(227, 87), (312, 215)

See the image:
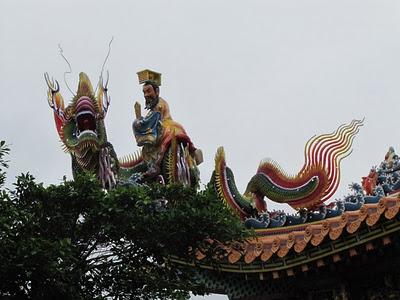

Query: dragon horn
(44, 72), (66, 141)
(44, 73), (65, 120)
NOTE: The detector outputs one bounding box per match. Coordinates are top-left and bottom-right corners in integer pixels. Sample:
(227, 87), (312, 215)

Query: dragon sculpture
(213, 119), (365, 226)
(45, 70), (200, 189)
(45, 72), (119, 189)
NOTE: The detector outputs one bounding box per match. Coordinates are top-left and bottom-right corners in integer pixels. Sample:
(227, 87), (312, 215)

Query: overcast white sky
(2, 1), (400, 299)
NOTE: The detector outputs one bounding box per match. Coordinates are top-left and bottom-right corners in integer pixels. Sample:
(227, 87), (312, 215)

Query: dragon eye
(64, 106), (73, 120)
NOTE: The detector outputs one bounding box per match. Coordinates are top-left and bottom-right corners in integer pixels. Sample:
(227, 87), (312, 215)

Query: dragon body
(214, 119), (364, 221)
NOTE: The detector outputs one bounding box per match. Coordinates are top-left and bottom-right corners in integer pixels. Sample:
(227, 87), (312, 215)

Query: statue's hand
(134, 101), (142, 119)
(133, 119), (141, 130)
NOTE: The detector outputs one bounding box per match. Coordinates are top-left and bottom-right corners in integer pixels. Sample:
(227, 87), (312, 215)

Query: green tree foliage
(0, 141), (9, 187)
(0, 143), (248, 299)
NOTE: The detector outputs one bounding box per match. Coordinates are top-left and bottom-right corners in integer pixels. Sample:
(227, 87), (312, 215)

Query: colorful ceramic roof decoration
(45, 69), (400, 299)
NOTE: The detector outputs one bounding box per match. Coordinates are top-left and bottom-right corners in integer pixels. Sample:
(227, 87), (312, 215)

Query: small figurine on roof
(132, 69), (203, 187)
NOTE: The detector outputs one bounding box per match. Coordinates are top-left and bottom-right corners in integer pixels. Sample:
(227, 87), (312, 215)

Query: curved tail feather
(214, 147), (257, 219)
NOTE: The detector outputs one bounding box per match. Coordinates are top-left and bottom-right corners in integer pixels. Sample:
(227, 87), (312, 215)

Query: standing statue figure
(132, 70), (203, 187)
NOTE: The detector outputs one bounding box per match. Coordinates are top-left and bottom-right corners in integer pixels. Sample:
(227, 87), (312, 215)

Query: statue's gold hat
(137, 69), (162, 86)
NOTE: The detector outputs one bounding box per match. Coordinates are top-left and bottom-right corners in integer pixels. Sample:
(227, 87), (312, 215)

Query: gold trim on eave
(137, 69), (162, 86)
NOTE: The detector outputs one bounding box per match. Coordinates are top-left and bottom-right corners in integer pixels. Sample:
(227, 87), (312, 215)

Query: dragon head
(45, 72), (110, 156)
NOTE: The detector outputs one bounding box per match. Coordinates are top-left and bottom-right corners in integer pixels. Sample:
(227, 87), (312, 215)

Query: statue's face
(143, 84), (159, 109)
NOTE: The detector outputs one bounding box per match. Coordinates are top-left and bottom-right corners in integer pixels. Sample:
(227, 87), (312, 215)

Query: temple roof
(171, 192), (400, 274)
